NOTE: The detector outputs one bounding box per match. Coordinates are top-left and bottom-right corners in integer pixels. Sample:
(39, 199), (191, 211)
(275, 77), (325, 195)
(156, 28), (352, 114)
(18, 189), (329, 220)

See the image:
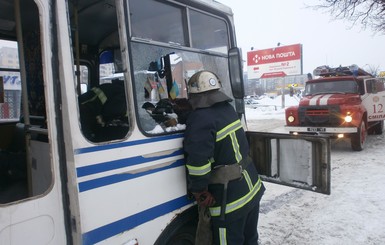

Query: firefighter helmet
(187, 71), (232, 110)
(188, 70), (222, 94)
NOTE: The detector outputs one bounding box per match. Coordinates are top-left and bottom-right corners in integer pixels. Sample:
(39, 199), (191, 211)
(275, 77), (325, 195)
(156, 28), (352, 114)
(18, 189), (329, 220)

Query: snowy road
(246, 119), (286, 133)
(248, 118), (385, 244)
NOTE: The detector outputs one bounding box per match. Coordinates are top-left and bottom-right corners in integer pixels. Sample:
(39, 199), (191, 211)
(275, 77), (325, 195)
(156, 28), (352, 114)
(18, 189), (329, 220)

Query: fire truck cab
(285, 65), (385, 151)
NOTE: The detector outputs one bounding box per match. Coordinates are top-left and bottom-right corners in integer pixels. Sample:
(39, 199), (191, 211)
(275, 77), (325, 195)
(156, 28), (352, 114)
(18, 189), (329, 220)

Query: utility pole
(281, 77), (285, 108)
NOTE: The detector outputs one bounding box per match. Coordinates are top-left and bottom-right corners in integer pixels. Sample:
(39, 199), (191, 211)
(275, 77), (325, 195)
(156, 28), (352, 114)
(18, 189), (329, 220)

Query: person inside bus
(183, 71), (265, 244)
(78, 79), (128, 142)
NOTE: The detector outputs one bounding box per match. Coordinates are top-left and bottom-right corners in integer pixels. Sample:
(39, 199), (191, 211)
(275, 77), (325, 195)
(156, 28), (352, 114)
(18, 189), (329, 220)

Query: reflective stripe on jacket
(184, 101), (264, 221)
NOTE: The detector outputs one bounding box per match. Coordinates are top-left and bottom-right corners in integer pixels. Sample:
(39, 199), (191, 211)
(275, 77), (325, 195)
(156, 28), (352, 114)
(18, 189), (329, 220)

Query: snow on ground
(245, 95), (385, 245)
(245, 94), (300, 120)
(245, 95), (299, 132)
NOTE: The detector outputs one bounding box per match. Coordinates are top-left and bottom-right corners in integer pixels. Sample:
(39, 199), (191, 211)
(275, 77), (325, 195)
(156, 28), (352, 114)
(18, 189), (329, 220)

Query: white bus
(0, 0), (331, 244)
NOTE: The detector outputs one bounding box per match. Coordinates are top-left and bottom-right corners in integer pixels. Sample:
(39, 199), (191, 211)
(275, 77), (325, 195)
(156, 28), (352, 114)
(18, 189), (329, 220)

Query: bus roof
(0, 0), (233, 42)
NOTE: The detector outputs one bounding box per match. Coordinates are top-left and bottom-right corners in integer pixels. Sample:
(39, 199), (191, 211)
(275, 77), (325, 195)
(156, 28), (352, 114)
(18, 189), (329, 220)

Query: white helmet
(188, 70), (222, 94)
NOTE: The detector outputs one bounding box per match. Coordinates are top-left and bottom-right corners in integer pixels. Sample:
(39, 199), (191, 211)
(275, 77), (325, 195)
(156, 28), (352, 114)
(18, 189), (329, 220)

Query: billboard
(247, 44), (302, 79)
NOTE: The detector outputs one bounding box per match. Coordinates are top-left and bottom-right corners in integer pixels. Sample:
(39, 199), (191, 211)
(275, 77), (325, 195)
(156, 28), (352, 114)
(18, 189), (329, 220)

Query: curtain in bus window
(25, 30), (46, 117)
(0, 77), (3, 103)
(189, 10), (229, 54)
(129, 0), (186, 46)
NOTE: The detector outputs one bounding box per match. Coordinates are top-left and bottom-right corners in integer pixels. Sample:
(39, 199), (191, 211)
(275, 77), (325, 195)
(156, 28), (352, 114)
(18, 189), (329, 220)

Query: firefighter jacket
(78, 80), (127, 123)
(184, 101), (265, 222)
(78, 80), (128, 141)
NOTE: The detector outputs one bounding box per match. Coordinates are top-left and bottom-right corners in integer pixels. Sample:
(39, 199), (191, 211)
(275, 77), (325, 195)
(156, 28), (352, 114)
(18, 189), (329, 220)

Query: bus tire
(154, 206), (198, 245)
(164, 222), (196, 245)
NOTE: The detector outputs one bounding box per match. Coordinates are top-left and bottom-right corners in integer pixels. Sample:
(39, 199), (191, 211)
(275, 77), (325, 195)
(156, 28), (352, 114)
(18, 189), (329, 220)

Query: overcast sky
(217, 0), (385, 74)
(2, 0), (384, 75)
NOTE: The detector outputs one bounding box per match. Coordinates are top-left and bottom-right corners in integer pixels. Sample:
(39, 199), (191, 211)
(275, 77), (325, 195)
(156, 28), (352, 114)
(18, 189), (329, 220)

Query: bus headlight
(288, 115), (295, 123)
(344, 115), (353, 123)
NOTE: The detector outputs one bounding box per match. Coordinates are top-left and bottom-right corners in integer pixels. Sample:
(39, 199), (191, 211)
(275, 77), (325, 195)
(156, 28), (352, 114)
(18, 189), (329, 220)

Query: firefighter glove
(192, 190), (215, 207)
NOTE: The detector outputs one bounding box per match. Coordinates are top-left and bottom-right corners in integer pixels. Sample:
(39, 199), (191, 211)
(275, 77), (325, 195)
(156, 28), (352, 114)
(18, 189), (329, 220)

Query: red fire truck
(285, 65), (385, 151)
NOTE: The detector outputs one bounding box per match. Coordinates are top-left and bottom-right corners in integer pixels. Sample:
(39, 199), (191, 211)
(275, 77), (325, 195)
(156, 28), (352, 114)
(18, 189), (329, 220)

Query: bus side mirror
(228, 47), (244, 99)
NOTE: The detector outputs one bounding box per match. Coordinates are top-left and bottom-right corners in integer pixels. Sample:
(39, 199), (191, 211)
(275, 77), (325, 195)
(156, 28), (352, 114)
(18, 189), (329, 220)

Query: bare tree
(311, 0), (385, 34)
(365, 64), (381, 77)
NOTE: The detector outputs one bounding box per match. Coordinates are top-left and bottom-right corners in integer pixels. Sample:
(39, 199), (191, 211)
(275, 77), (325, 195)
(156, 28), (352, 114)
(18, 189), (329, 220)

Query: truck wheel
(373, 120), (384, 135)
(351, 120), (366, 151)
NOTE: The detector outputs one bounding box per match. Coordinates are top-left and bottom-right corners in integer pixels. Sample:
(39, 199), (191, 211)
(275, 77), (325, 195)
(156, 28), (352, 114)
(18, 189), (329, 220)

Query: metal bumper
(285, 126), (357, 134)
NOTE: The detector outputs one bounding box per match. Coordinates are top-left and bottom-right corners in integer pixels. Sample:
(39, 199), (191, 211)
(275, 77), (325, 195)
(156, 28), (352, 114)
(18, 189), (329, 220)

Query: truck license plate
(307, 127), (326, 132)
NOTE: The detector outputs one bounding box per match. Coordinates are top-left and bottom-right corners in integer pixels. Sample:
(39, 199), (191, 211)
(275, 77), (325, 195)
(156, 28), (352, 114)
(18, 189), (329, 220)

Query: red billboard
(247, 44), (302, 79)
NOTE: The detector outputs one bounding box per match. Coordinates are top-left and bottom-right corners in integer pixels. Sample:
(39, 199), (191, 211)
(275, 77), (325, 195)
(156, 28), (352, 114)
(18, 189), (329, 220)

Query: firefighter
(184, 71), (265, 244)
(78, 79), (128, 142)
(289, 85), (294, 97)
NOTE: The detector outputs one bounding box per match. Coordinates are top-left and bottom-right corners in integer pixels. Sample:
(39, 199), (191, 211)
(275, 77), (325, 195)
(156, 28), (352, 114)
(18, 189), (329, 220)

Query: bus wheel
(165, 222), (196, 245)
(154, 206), (198, 245)
(351, 120), (366, 151)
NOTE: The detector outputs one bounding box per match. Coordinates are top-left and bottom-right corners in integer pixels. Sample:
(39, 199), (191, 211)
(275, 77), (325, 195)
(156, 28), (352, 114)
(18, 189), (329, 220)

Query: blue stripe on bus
(76, 149), (184, 177)
(82, 195), (192, 245)
(78, 158), (185, 192)
(74, 134), (184, 155)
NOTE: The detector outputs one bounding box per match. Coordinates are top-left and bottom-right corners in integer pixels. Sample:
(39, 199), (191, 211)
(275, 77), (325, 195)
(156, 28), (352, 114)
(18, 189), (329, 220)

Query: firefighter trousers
(211, 201), (261, 245)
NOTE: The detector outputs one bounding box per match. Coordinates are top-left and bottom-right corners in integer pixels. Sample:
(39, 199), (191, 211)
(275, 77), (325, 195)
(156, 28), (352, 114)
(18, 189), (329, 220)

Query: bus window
(136, 51), (191, 134)
(74, 3), (130, 143)
(189, 9), (229, 54)
(130, 0), (187, 46)
(0, 0), (52, 204)
(0, 42), (24, 204)
(131, 43), (233, 135)
(99, 49), (123, 84)
(0, 42), (21, 122)
(74, 65), (89, 94)
(128, 0), (234, 136)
